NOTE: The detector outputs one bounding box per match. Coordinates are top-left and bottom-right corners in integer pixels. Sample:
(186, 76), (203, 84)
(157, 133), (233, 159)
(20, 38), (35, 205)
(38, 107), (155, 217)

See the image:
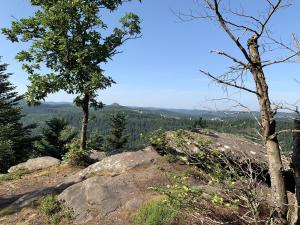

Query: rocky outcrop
(59, 168), (163, 225)
(165, 130), (290, 170)
(78, 146), (160, 179)
(2, 131), (286, 225)
(58, 147), (164, 224)
(8, 156), (61, 173)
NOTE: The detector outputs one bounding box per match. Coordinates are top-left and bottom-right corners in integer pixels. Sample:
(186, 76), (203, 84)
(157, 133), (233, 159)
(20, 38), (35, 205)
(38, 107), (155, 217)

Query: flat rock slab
(78, 147), (160, 179)
(59, 167), (164, 225)
(8, 156), (61, 173)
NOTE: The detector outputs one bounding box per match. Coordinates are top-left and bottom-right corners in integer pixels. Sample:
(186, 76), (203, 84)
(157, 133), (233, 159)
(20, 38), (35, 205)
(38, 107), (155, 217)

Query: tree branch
(200, 70), (260, 96)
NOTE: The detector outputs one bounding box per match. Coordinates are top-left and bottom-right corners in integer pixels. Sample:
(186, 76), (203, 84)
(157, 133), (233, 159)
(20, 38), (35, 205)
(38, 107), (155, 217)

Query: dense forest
(21, 102), (295, 153)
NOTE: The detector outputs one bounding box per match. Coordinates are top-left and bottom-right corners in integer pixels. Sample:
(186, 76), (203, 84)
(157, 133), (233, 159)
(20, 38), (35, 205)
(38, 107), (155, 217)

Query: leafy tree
(105, 112), (128, 151)
(0, 59), (35, 172)
(34, 117), (77, 159)
(2, 0), (141, 151)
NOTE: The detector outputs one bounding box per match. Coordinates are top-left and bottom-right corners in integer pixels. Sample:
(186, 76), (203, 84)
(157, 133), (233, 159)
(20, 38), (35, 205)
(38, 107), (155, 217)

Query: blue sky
(0, 0), (300, 110)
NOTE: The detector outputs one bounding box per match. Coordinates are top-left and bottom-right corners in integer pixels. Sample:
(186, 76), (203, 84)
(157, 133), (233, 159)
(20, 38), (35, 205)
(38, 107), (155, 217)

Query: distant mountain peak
(111, 103), (121, 107)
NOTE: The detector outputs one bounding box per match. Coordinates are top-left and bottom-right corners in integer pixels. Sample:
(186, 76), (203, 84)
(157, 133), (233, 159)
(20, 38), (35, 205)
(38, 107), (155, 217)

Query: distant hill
(20, 102), (294, 151)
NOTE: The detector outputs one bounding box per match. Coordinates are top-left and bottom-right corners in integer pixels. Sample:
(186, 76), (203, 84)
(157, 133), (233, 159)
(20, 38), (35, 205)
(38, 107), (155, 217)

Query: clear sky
(0, 0), (300, 110)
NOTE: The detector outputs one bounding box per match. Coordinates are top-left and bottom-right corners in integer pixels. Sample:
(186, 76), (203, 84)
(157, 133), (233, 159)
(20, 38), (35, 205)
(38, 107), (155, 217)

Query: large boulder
(78, 146), (160, 179)
(58, 147), (164, 225)
(8, 156), (61, 173)
(59, 168), (163, 225)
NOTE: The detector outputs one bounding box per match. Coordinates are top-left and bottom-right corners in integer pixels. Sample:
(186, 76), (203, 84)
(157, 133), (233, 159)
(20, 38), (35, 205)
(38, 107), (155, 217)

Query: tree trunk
(80, 94), (89, 151)
(248, 35), (288, 224)
(293, 118), (300, 225)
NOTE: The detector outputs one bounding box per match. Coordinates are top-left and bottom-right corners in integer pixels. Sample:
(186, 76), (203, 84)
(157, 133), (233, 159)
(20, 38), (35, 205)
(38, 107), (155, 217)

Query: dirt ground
(0, 165), (81, 225)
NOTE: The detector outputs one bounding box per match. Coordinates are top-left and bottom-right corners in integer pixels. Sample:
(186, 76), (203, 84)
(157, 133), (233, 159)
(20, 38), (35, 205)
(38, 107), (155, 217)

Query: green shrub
(152, 173), (202, 209)
(63, 139), (90, 166)
(144, 129), (167, 150)
(0, 169), (30, 181)
(162, 154), (178, 163)
(133, 198), (177, 225)
(39, 195), (60, 216)
(39, 195), (72, 225)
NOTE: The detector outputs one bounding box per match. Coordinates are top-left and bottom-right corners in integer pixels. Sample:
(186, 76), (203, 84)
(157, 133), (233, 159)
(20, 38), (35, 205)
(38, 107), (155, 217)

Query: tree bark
(80, 94), (89, 151)
(248, 35), (288, 223)
(293, 118), (300, 225)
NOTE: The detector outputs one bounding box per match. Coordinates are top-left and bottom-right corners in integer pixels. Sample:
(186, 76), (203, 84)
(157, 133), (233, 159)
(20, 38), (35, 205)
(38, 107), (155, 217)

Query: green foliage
(0, 59), (36, 172)
(2, 0), (141, 107)
(144, 129), (167, 151)
(21, 102), (294, 154)
(132, 198), (177, 225)
(0, 169), (30, 181)
(39, 195), (72, 225)
(87, 130), (104, 150)
(22, 103), (199, 149)
(63, 139), (90, 166)
(191, 117), (207, 129)
(34, 117), (77, 159)
(2, 0), (141, 151)
(152, 173), (202, 209)
(162, 154), (178, 163)
(105, 112), (129, 151)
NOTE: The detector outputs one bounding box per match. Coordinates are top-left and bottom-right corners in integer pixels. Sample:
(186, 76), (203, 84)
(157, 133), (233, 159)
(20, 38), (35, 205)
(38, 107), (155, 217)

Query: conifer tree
(105, 112), (128, 151)
(34, 117), (77, 159)
(0, 59), (34, 172)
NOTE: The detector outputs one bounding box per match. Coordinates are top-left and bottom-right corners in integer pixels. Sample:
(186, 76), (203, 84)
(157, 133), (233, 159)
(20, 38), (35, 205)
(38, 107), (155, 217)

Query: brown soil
(0, 165), (81, 225)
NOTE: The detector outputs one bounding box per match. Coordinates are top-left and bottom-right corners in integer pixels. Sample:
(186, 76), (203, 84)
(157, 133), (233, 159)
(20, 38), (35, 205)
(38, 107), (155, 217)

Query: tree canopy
(2, 0), (141, 150)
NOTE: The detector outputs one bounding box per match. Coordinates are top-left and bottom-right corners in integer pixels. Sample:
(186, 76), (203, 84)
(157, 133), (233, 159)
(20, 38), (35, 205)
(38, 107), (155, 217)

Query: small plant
(0, 169), (30, 181)
(63, 139), (90, 166)
(162, 154), (178, 163)
(152, 173), (202, 209)
(144, 129), (167, 151)
(39, 195), (72, 225)
(132, 198), (177, 225)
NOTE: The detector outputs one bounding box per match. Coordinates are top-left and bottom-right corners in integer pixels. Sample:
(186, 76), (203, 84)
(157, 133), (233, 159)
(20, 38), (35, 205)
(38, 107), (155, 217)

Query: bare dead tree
(179, 0), (300, 224)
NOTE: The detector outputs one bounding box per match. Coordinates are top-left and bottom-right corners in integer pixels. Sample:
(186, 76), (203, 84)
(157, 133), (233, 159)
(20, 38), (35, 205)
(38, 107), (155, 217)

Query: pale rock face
(78, 146), (160, 179)
(58, 147), (163, 225)
(59, 171), (158, 224)
(8, 156), (61, 173)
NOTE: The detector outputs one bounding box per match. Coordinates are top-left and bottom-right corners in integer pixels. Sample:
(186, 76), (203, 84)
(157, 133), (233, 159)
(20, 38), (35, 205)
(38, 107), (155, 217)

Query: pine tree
(34, 117), (77, 159)
(105, 112), (128, 152)
(0, 59), (34, 172)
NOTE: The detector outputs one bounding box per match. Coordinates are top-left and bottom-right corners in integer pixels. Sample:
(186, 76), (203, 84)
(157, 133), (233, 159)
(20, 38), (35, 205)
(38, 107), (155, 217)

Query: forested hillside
(21, 102), (294, 152)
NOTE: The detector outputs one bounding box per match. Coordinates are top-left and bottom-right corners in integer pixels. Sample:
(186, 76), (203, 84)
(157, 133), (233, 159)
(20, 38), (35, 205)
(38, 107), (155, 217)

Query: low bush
(63, 139), (90, 166)
(132, 198), (177, 225)
(39, 195), (72, 225)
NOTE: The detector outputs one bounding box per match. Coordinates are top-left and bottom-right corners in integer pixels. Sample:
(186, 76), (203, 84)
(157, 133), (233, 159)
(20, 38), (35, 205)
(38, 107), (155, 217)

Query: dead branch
(200, 70), (260, 96)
